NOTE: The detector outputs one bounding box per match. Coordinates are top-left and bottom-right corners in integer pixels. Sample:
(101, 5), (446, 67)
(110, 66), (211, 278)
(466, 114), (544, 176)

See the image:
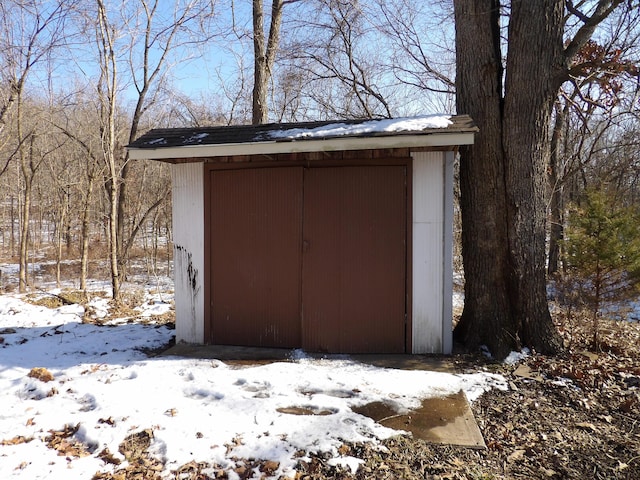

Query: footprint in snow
(78, 393), (98, 412)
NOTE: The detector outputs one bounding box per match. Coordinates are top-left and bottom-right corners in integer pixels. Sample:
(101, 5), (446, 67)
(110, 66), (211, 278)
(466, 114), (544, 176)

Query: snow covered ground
(0, 284), (507, 479)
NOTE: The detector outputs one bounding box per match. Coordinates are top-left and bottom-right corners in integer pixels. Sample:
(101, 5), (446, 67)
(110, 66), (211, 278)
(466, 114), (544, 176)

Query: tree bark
(454, 0), (564, 358)
(453, 0), (516, 357)
(18, 134), (33, 293)
(502, 0), (564, 354)
(80, 169), (96, 291)
(548, 102), (567, 275)
(252, 0), (285, 125)
(97, 0), (121, 301)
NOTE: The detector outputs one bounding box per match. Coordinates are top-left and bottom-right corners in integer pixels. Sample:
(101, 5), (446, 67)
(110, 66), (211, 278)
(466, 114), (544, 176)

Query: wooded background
(0, 0), (638, 356)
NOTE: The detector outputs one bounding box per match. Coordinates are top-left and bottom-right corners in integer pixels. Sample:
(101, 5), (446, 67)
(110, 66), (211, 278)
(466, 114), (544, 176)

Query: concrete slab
(160, 344), (484, 448)
(352, 391), (486, 449)
(161, 344), (454, 372)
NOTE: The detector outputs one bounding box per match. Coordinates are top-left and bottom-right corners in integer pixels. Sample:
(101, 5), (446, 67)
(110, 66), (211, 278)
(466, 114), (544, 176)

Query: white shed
(128, 115), (477, 354)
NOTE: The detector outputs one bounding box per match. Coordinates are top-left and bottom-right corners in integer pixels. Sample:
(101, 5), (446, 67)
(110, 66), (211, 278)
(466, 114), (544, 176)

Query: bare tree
(83, 0), (216, 300)
(287, 0), (393, 119)
(547, 21), (640, 274)
(252, 0), (299, 124)
(117, 0), (214, 285)
(0, 0), (77, 291)
(0, 0), (76, 180)
(375, 0), (456, 111)
(53, 89), (107, 291)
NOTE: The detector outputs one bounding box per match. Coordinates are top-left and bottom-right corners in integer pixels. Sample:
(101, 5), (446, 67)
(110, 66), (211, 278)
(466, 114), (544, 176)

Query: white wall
(172, 163), (205, 343)
(411, 151), (454, 354)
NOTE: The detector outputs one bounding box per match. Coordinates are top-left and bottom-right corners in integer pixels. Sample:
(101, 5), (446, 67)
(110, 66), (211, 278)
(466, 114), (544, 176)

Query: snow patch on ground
(0, 289), (505, 479)
(504, 348), (531, 366)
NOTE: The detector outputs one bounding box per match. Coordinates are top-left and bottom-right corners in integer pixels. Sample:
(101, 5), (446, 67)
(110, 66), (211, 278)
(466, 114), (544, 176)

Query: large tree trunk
(253, 0), (268, 125)
(453, 0), (516, 356)
(454, 0), (563, 358)
(502, 0), (564, 354)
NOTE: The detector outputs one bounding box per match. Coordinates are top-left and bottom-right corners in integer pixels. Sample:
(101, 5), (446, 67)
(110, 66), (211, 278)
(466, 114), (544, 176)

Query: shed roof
(127, 114), (477, 161)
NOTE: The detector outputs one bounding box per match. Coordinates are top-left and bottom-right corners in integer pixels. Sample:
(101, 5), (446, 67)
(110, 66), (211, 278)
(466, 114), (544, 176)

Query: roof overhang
(128, 131), (475, 161)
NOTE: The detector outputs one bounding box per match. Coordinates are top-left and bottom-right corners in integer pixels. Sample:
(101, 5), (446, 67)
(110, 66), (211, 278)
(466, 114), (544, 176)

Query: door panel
(302, 166), (407, 353)
(209, 167), (303, 347)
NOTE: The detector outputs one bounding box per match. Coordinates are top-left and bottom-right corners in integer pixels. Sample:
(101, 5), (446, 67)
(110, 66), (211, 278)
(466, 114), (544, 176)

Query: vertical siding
(302, 166), (406, 353)
(442, 151), (455, 354)
(412, 151), (449, 353)
(172, 163), (205, 344)
(209, 167), (303, 348)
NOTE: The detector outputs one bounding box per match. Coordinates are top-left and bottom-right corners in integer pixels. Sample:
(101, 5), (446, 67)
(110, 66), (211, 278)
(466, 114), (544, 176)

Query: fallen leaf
(45, 424), (90, 458)
(338, 444), (350, 455)
(575, 422), (598, 433)
(1, 436), (33, 446)
(619, 396), (638, 413)
(97, 447), (121, 465)
(27, 367), (54, 383)
(98, 417), (116, 426)
(261, 460), (279, 475)
(616, 461), (629, 471)
(507, 449), (526, 463)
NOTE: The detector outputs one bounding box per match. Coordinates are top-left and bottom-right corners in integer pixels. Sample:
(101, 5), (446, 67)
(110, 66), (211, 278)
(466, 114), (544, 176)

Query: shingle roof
(128, 115), (477, 149)
(127, 115), (477, 161)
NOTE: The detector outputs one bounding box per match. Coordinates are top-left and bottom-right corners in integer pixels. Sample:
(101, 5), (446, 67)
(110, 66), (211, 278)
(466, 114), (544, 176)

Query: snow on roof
(267, 115), (453, 140)
(183, 132), (209, 144)
(126, 115), (476, 161)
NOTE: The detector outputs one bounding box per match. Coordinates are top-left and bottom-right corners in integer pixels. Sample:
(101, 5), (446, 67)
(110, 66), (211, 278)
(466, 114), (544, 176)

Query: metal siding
(209, 167), (303, 347)
(302, 166), (407, 353)
(412, 152), (444, 353)
(172, 163), (205, 343)
(442, 151), (455, 354)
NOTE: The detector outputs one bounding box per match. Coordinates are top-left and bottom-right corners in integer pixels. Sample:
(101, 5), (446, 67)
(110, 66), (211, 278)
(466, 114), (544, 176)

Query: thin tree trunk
(116, 160), (129, 284)
(97, 0), (121, 301)
(10, 195), (16, 256)
(55, 197), (66, 287)
(18, 117), (33, 293)
(80, 170), (96, 291)
(548, 102), (567, 275)
(108, 176), (121, 300)
(18, 171), (31, 293)
(252, 0), (285, 125)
